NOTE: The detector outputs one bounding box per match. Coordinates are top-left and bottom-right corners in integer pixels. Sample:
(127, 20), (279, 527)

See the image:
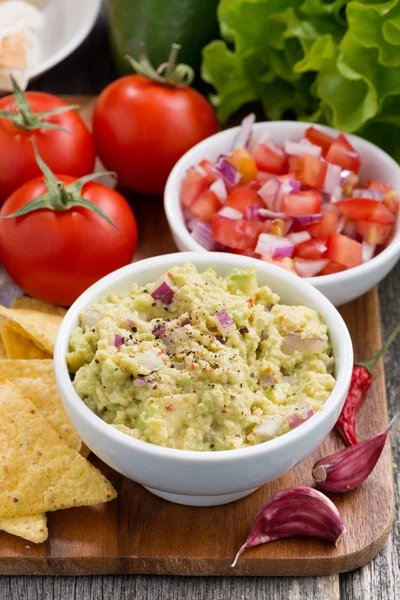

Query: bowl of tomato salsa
(164, 119), (400, 306)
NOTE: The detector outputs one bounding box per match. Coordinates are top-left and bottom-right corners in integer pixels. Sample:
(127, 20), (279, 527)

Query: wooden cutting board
(0, 98), (394, 576)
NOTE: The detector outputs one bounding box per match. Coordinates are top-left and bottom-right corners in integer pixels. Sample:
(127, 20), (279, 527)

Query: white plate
(29, 0), (102, 79)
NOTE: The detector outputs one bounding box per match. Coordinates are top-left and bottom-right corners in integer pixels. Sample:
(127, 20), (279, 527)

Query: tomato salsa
(180, 116), (398, 278)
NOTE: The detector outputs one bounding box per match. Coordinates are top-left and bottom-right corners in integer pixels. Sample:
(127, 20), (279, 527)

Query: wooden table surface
(1, 7), (398, 600)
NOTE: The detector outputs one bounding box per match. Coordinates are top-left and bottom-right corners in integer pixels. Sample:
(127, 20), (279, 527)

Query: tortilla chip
(0, 336), (6, 359)
(0, 380), (116, 518)
(0, 359), (54, 378)
(11, 296), (67, 317)
(0, 324), (51, 359)
(0, 307), (63, 354)
(0, 514), (47, 543)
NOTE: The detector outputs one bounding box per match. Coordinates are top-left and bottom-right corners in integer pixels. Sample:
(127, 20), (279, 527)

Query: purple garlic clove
(232, 486), (344, 567)
(313, 416), (396, 493)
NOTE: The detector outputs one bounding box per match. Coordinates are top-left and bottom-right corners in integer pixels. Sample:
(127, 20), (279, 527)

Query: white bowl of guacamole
(55, 252), (353, 506)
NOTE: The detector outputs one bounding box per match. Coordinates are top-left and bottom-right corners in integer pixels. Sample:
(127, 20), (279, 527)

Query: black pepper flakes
(131, 326), (137, 333)
(239, 327), (249, 335)
(13, 498), (18, 503)
(95, 359), (99, 364)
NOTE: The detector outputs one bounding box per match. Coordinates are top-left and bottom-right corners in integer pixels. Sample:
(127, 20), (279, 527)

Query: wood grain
(0, 153), (394, 576)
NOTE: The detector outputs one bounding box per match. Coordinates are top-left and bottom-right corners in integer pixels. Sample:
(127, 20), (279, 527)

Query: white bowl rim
(55, 252), (353, 463)
(28, 0), (102, 79)
(164, 121), (400, 287)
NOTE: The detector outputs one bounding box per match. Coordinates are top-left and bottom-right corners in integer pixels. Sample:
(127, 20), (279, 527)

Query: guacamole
(67, 263), (335, 451)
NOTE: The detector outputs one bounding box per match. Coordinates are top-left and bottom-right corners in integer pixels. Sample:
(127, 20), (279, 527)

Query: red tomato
(356, 221), (393, 245)
(93, 75), (218, 195)
(228, 148), (258, 182)
(0, 92), (95, 203)
(326, 232), (363, 269)
(190, 190), (221, 223)
(293, 237), (328, 259)
(326, 134), (361, 173)
(181, 167), (212, 208)
(366, 180), (391, 194)
(319, 260), (347, 276)
(225, 188), (262, 212)
(212, 215), (267, 250)
(305, 127), (334, 156)
(294, 154), (327, 190)
(251, 143), (287, 175)
(336, 199), (395, 223)
(281, 191), (322, 216)
(307, 211), (339, 238)
(199, 159), (217, 181)
(228, 179), (260, 193)
(0, 176), (137, 306)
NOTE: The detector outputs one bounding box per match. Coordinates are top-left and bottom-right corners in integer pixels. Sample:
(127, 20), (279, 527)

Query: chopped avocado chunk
(226, 268), (257, 296)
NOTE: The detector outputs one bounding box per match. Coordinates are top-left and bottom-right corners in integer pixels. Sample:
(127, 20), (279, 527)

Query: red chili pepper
(336, 321), (400, 446)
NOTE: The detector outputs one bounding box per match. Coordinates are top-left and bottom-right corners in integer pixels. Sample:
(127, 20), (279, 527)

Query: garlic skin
(231, 486), (344, 567)
(313, 417), (396, 493)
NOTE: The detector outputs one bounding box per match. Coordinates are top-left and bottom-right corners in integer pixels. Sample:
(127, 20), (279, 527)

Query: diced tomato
(228, 148), (258, 182)
(305, 127), (335, 157)
(225, 188), (262, 212)
(212, 215), (267, 250)
(228, 179), (260, 193)
(281, 191), (322, 216)
(366, 180), (391, 194)
(326, 134), (361, 173)
(326, 232), (363, 269)
(307, 211), (339, 238)
(252, 142), (287, 175)
(190, 190), (221, 223)
(319, 260), (347, 276)
(383, 190), (400, 215)
(261, 253), (296, 274)
(198, 160), (217, 183)
(277, 172), (297, 182)
(293, 154), (328, 190)
(356, 221), (393, 245)
(293, 237), (328, 260)
(181, 167), (211, 208)
(336, 199), (395, 223)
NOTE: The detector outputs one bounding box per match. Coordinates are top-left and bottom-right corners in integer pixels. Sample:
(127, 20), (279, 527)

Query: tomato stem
(0, 141), (118, 229)
(0, 76), (79, 132)
(125, 43), (194, 88)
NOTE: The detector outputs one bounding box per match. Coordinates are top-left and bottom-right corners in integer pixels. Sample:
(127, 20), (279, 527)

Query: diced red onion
(362, 241), (376, 262)
(331, 186), (343, 202)
(233, 113), (255, 149)
(258, 178), (280, 209)
(288, 179), (301, 194)
(244, 206), (268, 221)
(194, 164), (207, 177)
(81, 309), (102, 329)
(292, 214), (323, 226)
(265, 304), (273, 312)
(294, 258), (329, 277)
(114, 333), (124, 347)
(352, 188), (383, 202)
(288, 403), (314, 430)
(336, 216), (347, 233)
(186, 216), (199, 232)
(323, 163), (342, 195)
(342, 219), (357, 239)
(210, 178), (227, 203)
(284, 140), (322, 158)
(214, 158), (240, 185)
(276, 181), (293, 207)
(255, 233), (294, 258)
(256, 171), (273, 183)
(258, 208), (290, 220)
(152, 322), (167, 338)
(218, 206), (243, 220)
(259, 375), (275, 388)
(282, 333), (326, 354)
(133, 377), (153, 387)
(151, 281), (175, 305)
(287, 231), (311, 245)
(283, 218), (294, 236)
(215, 309), (235, 334)
(264, 140), (286, 157)
(191, 221), (215, 251)
(254, 414), (283, 438)
(370, 189), (384, 201)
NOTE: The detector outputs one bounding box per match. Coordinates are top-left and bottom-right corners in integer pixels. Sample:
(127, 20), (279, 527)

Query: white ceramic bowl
(55, 252), (353, 507)
(164, 122), (400, 306)
(29, 0), (102, 80)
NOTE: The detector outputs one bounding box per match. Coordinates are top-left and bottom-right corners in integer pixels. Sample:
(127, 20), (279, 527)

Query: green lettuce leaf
(202, 0), (400, 160)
